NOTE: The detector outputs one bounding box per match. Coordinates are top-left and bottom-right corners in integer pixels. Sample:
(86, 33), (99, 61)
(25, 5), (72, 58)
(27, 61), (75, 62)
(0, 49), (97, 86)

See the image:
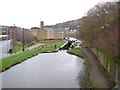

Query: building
(46, 28), (65, 39)
(65, 29), (77, 37)
(0, 26), (8, 35)
(30, 27), (40, 39)
(37, 21), (47, 40)
(37, 21), (66, 40)
(8, 26), (20, 43)
(0, 26), (10, 40)
(0, 35), (9, 41)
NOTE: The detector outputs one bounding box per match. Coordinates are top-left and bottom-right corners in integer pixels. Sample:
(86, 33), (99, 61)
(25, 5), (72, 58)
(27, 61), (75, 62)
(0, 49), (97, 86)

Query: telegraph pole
(22, 28), (25, 51)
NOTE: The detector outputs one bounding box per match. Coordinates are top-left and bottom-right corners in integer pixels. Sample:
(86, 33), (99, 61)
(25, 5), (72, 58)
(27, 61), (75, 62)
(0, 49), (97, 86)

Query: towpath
(82, 47), (115, 88)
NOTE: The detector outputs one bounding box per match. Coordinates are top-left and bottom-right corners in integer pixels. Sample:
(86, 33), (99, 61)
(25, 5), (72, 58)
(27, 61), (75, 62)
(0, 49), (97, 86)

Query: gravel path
(26, 43), (43, 50)
(11, 43), (43, 55)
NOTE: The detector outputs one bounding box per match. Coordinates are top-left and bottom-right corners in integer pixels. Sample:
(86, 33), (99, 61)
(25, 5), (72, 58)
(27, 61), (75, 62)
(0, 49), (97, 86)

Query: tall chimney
(40, 21), (44, 28)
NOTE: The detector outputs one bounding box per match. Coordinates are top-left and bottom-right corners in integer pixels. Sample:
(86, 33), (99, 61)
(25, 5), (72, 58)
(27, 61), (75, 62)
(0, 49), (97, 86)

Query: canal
(1, 50), (88, 88)
(0, 40), (12, 59)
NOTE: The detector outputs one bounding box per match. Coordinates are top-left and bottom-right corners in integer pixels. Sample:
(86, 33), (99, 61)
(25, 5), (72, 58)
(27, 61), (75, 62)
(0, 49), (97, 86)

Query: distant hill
(45, 18), (84, 31)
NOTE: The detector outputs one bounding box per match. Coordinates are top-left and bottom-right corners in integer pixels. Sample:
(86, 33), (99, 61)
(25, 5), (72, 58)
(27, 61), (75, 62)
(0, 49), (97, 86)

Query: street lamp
(22, 28), (25, 51)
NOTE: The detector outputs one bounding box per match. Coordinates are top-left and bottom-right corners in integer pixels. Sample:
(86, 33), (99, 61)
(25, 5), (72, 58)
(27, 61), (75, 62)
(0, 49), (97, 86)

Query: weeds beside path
(82, 47), (115, 88)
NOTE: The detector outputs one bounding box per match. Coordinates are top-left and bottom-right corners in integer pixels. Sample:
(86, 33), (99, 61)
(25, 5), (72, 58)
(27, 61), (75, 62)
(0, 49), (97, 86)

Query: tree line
(79, 1), (119, 62)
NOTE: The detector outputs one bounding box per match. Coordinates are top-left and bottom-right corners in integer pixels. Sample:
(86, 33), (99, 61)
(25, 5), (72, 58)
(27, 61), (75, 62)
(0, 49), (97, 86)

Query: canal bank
(66, 42), (90, 88)
(0, 41), (65, 72)
(66, 40), (116, 88)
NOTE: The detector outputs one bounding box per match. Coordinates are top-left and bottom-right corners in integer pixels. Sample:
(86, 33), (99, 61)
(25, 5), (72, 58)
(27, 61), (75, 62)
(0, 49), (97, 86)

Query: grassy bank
(73, 42), (79, 47)
(0, 41), (65, 72)
(0, 48), (40, 72)
(12, 40), (39, 53)
(67, 42), (85, 59)
(40, 42), (65, 52)
(67, 48), (85, 59)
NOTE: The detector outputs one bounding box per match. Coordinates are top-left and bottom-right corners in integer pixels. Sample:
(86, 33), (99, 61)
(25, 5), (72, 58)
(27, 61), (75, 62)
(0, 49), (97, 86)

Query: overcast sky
(0, 0), (115, 28)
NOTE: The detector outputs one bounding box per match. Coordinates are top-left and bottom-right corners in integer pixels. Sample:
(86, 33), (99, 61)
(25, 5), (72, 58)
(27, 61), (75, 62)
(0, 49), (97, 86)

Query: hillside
(45, 18), (83, 31)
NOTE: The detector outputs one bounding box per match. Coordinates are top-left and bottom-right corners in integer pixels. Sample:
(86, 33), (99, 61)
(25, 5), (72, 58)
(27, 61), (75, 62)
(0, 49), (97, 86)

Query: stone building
(30, 27), (40, 39)
(65, 29), (77, 38)
(37, 21), (47, 40)
(37, 21), (66, 40)
(46, 28), (65, 39)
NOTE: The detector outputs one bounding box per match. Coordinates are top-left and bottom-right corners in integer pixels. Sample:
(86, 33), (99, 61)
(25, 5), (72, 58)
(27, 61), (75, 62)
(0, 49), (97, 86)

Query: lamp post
(10, 27), (13, 49)
(22, 28), (25, 51)
(7, 27), (9, 53)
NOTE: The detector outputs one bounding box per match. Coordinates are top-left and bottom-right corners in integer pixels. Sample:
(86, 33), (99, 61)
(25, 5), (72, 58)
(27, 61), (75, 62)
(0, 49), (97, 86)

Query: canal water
(0, 40), (12, 59)
(1, 50), (88, 88)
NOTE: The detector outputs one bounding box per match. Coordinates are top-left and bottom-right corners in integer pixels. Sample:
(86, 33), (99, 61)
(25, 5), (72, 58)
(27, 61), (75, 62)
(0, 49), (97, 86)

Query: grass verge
(40, 41), (65, 52)
(67, 47), (85, 59)
(67, 42), (85, 59)
(73, 42), (79, 47)
(12, 44), (23, 53)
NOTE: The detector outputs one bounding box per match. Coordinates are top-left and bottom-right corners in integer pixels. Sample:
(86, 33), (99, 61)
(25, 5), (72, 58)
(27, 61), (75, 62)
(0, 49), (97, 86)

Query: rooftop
(44, 28), (66, 32)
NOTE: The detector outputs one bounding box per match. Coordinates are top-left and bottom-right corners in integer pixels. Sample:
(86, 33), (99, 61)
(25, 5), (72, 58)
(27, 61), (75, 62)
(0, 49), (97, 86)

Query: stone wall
(91, 48), (118, 83)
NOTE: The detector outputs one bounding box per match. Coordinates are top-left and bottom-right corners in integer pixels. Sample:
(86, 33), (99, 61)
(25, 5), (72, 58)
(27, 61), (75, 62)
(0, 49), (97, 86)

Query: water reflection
(1, 51), (87, 88)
